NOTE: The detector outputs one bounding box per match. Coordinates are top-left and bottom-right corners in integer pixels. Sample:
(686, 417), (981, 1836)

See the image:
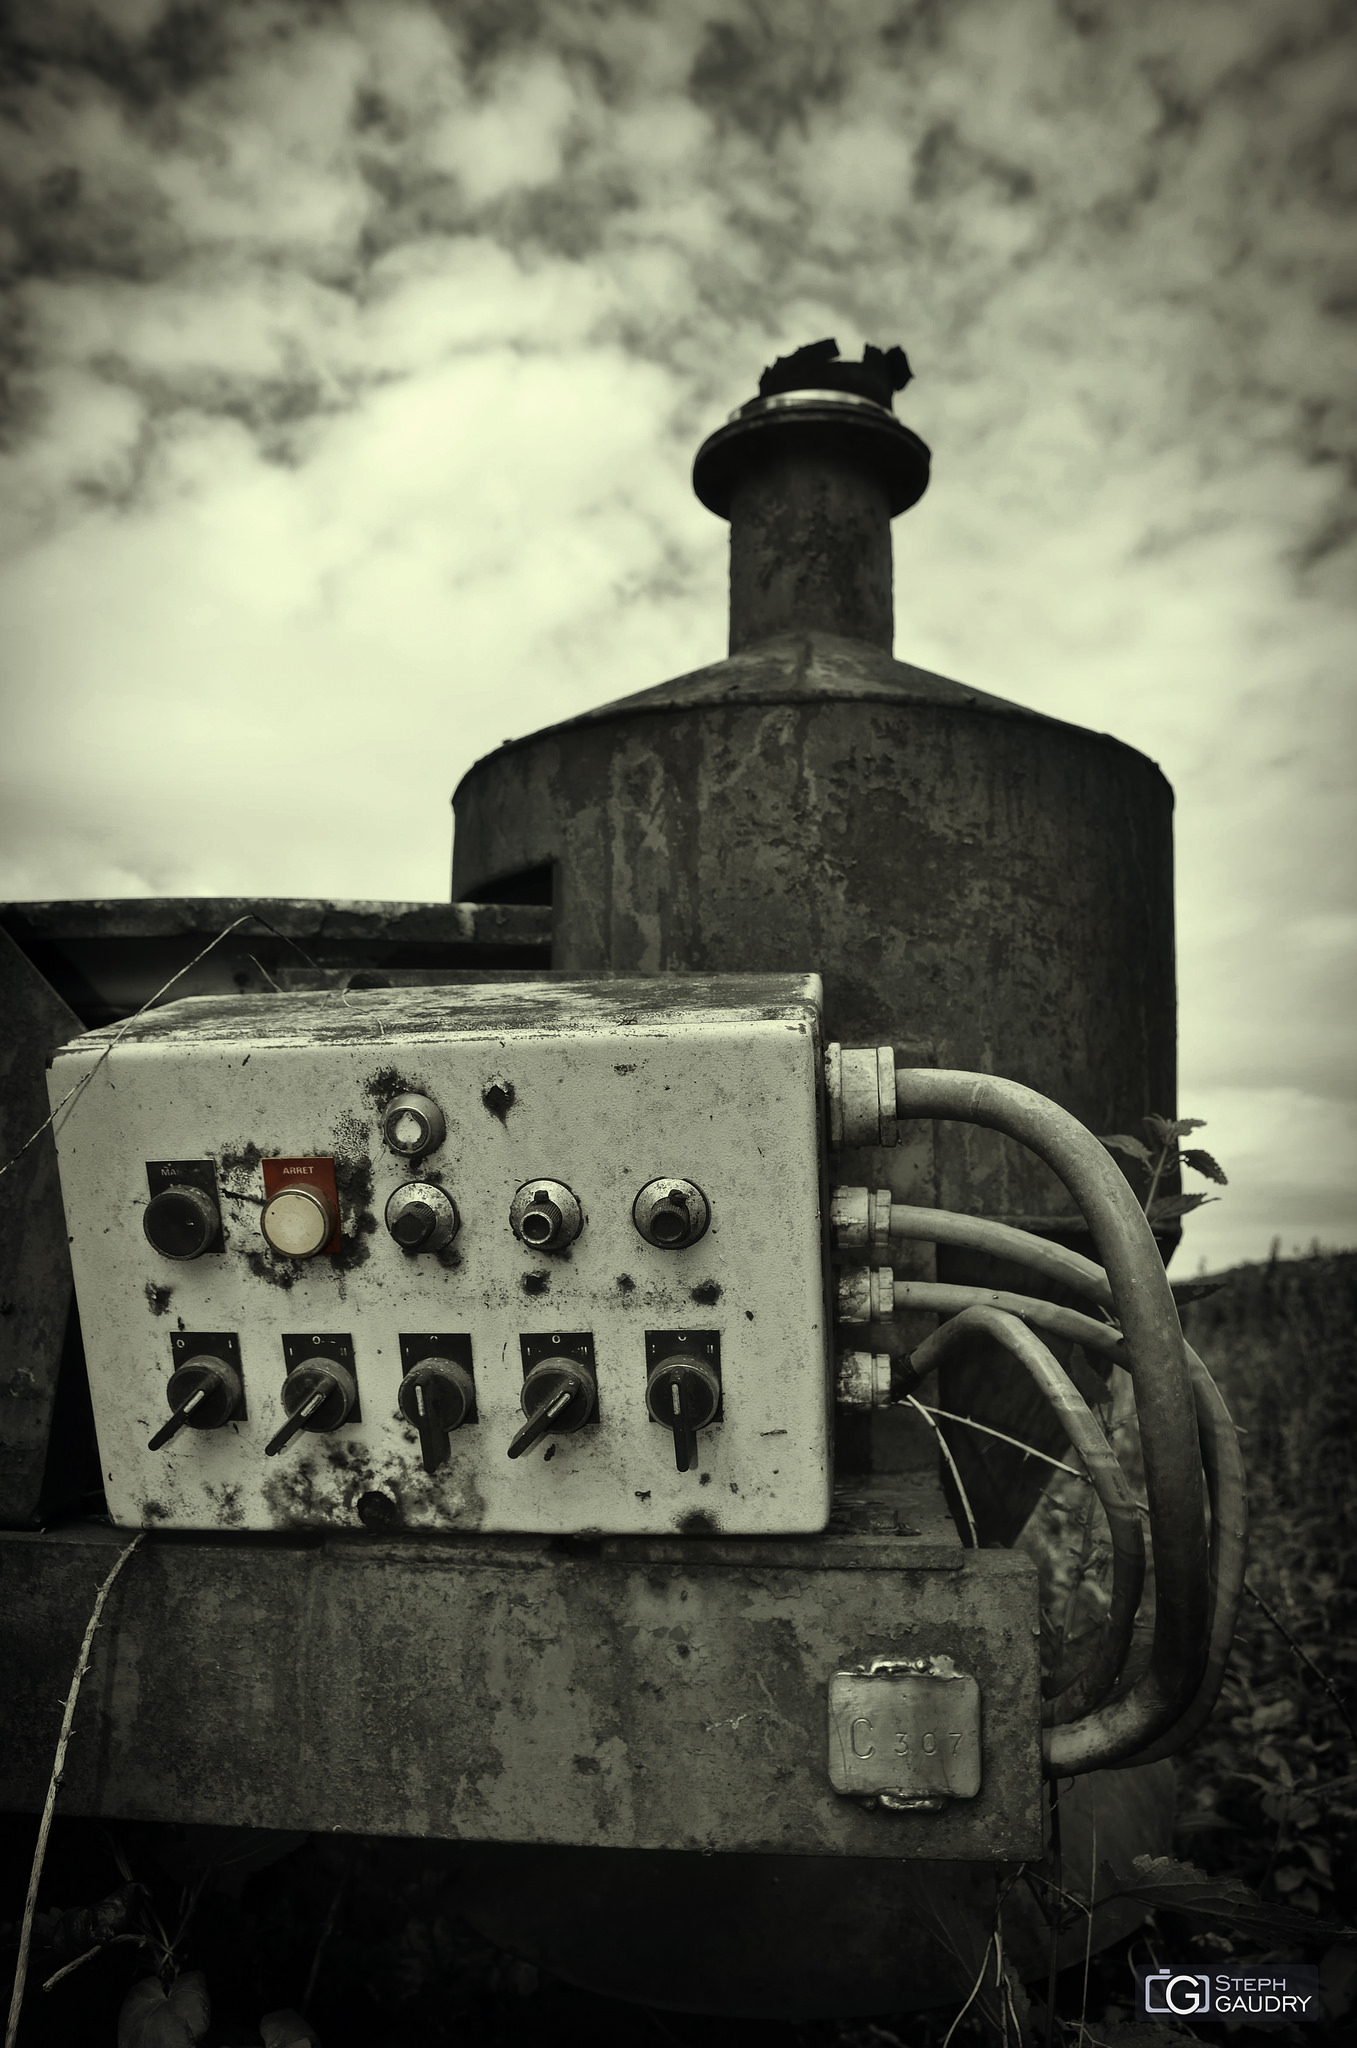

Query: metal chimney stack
(694, 337), (928, 654)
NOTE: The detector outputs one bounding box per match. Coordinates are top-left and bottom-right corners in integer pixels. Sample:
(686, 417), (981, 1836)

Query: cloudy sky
(1, 0), (1353, 1273)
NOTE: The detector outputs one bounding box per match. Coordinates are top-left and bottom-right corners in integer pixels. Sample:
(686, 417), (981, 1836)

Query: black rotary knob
(507, 1358), (596, 1459)
(147, 1356), (243, 1450)
(142, 1185), (220, 1260)
(398, 1358), (476, 1472)
(646, 1356), (721, 1472)
(392, 1201), (435, 1248)
(264, 1359), (358, 1457)
(384, 1182), (459, 1252)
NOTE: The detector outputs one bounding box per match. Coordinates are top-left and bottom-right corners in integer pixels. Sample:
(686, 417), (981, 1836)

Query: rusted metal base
(1, 1476), (1041, 1861)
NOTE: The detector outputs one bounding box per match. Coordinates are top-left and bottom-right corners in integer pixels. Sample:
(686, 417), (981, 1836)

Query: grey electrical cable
(1116, 1359), (1246, 1765)
(889, 1280), (1126, 1367)
(905, 1305), (1145, 1727)
(891, 1070), (1209, 1774)
(883, 1200), (1247, 1769)
(888, 1202), (1113, 1309)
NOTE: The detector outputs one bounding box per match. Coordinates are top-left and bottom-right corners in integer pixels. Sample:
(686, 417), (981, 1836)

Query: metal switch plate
(828, 1657), (983, 1808)
(49, 974), (830, 1536)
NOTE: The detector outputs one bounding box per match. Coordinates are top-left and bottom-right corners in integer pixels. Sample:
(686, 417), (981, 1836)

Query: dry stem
(5, 1533), (145, 2048)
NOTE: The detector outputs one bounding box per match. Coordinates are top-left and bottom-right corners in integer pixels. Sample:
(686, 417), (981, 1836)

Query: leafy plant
(1095, 1851), (1350, 1947)
(1099, 1114), (1228, 1228)
(117, 1972), (315, 2048)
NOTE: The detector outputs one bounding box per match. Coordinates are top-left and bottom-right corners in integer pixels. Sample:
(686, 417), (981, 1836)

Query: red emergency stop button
(260, 1158), (342, 1258)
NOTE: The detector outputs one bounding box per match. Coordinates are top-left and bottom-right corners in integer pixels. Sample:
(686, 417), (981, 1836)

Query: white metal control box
(47, 975), (832, 1536)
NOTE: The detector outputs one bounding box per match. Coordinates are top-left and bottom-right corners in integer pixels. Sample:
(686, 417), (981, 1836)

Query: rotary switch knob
(384, 1182), (459, 1253)
(397, 1358), (476, 1472)
(646, 1354), (721, 1473)
(510, 1180), (583, 1252)
(260, 1184), (338, 1259)
(147, 1356), (243, 1450)
(142, 1185), (220, 1260)
(632, 1178), (710, 1250)
(263, 1358), (358, 1457)
(506, 1357), (596, 1459)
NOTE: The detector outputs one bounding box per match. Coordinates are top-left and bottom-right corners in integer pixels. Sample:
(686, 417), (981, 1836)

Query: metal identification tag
(828, 1656), (982, 1811)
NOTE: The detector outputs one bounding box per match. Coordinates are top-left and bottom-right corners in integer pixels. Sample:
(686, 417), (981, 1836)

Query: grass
(1169, 1251), (1357, 1952)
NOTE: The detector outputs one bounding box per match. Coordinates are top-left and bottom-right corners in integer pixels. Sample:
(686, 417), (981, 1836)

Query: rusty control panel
(46, 974), (833, 1536)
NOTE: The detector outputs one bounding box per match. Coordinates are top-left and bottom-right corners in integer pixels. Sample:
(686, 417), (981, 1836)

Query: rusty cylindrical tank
(449, 342), (1178, 2016)
(452, 343), (1175, 1250)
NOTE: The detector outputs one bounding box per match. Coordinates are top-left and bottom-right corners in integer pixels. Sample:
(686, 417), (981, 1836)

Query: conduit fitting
(825, 1047), (898, 1147)
(835, 1265), (896, 1325)
(835, 1351), (894, 1411)
(830, 1185), (894, 1257)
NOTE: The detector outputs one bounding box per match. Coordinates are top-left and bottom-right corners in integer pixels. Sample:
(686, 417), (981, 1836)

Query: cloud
(0, 0), (1353, 1266)
(1175, 1083), (1357, 1272)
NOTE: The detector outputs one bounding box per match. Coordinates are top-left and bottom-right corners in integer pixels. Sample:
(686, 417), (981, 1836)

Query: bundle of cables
(832, 1067), (1247, 1781)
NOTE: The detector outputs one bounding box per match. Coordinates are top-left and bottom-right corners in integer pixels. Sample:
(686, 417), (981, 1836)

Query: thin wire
(0, 914), (259, 1183)
(903, 1394), (980, 1547)
(246, 953), (284, 993)
(1245, 1582), (1357, 1744)
(1044, 1781), (1063, 2048)
(42, 1934), (149, 1994)
(6, 1534), (146, 2048)
(302, 1870), (346, 2012)
(0, 907), (369, 1186)
(911, 1403), (1090, 1485)
(1077, 1811), (1097, 2048)
(940, 1930), (997, 2048)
